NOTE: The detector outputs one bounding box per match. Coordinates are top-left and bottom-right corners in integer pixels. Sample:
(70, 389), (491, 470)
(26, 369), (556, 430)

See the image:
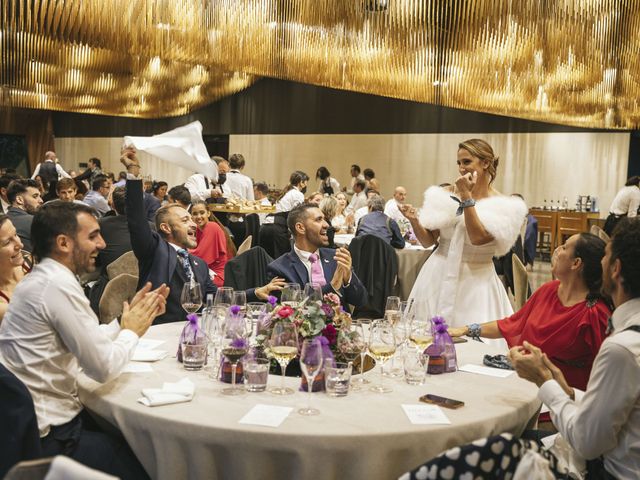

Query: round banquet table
(78, 323), (541, 480)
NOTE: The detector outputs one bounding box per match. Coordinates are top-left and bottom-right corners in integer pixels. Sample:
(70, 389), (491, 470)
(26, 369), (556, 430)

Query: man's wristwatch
(467, 323), (482, 341)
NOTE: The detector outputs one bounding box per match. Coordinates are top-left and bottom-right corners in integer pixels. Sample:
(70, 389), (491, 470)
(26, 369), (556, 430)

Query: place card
(122, 362), (154, 373)
(402, 404), (451, 425)
(136, 339), (165, 350)
(458, 364), (514, 378)
(239, 404), (293, 428)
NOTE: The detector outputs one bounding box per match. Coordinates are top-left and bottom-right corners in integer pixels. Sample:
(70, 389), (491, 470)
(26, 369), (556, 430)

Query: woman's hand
(255, 277), (286, 300)
(399, 204), (418, 222)
(455, 171), (477, 200)
(448, 326), (468, 338)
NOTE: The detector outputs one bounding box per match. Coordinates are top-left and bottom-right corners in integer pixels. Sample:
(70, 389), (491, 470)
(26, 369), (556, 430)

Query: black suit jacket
(7, 207), (33, 252)
(266, 248), (368, 308)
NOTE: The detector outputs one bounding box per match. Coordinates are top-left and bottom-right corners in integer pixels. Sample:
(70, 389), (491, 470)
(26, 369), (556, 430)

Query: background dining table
(79, 323), (541, 480)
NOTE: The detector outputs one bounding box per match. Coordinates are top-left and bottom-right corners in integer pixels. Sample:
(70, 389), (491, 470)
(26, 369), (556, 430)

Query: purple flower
(267, 295), (278, 307)
(435, 323), (448, 334)
(230, 338), (248, 349)
(230, 305), (241, 315)
(186, 313), (198, 324)
(432, 316), (445, 325)
(257, 312), (272, 330)
(320, 303), (334, 318)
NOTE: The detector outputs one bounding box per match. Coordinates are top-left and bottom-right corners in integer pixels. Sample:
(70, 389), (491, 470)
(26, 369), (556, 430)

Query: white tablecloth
(78, 324), (540, 480)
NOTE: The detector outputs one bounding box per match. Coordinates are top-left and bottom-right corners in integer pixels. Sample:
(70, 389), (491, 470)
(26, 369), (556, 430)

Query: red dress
(190, 222), (228, 287)
(497, 280), (609, 391)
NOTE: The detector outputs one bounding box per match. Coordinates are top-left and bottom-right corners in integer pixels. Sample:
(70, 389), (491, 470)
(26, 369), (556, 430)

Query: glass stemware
(180, 282), (203, 314)
(246, 302), (267, 342)
(409, 317), (433, 352)
(269, 321), (299, 395)
(384, 296), (401, 323)
(303, 282), (323, 303)
(369, 319), (396, 393)
(214, 286), (234, 308)
(281, 283), (301, 309)
(233, 290), (247, 314)
(350, 320), (371, 385)
(298, 338), (324, 416)
(220, 317), (249, 396)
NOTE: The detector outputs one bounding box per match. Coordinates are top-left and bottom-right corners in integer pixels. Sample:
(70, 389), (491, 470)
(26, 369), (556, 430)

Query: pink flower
(277, 306), (294, 319)
(323, 293), (341, 306)
(322, 324), (338, 345)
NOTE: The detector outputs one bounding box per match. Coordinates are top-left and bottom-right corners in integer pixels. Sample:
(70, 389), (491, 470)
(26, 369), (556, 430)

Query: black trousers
(40, 410), (149, 480)
(228, 220), (247, 249)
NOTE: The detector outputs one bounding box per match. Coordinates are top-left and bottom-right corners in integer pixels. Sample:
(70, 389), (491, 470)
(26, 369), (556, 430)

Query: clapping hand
(331, 247), (352, 288)
(121, 282), (170, 336)
(508, 341), (553, 387)
(455, 171), (477, 199)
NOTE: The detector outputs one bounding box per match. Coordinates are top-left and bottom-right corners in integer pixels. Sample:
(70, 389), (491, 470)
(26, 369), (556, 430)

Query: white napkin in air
(137, 378), (195, 407)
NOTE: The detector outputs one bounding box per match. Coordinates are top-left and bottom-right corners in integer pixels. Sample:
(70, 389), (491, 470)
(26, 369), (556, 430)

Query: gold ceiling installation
(1, 0), (639, 128)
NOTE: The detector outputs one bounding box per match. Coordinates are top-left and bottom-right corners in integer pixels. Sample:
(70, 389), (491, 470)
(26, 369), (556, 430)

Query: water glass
(243, 358), (270, 392)
(403, 351), (429, 385)
(182, 343), (207, 371)
(214, 287), (234, 307)
(324, 362), (352, 397)
(299, 338), (324, 415)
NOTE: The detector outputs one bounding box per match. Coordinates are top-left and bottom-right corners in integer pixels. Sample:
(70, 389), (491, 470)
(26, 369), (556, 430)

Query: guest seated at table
(353, 189), (380, 227)
(55, 177), (85, 205)
(450, 232), (610, 391)
(345, 179), (367, 216)
(356, 194), (405, 249)
(82, 175), (112, 217)
(167, 185), (191, 210)
(306, 191), (323, 206)
(0, 201), (169, 479)
(148, 180), (168, 205)
(332, 192), (348, 231)
(120, 148), (283, 323)
(267, 203), (367, 308)
(319, 196), (338, 248)
(189, 201), (228, 287)
(0, 215), (28, 323)
(363, 168), (380, 193)
(7, 179), (43, 252)
(402, 218), (640, 480)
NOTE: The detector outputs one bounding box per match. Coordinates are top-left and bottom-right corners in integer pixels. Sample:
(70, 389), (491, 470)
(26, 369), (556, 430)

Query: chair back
(223, 246), (273, 291)
(106, 251), (138, 280)
(98, 273), (139, 324)
(590, 224), (610, 243)
(237, 235), (253, 255)
(512, 254), (529, 310)
(3, 458), (51, 480)
(244, 213), (261, 248)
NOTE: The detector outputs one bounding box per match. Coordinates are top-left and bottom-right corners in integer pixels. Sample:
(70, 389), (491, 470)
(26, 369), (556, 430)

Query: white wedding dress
(407, 187), (527, 350)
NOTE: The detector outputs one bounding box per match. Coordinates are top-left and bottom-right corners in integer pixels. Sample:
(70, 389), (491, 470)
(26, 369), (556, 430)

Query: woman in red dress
(189, 201), (228, 288)
(450, 232), (610, 390)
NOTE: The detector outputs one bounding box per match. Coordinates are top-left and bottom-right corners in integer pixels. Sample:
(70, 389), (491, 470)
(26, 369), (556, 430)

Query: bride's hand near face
(455, 171), (477, 200)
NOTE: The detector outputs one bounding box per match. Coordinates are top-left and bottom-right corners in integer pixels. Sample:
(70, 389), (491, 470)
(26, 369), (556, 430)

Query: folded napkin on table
(131, 349), (168, 362)
(137, 378), (195, 407)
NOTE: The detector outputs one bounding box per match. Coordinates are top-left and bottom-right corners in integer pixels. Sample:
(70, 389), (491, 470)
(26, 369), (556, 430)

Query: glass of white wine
(180, 281), (202, 314)
(369, 319), (396, 393)
(281, 283), (301, 308)
(269, 321), (299, 395)
(409, 318), (433, 352)
(384, 296), (402, 324)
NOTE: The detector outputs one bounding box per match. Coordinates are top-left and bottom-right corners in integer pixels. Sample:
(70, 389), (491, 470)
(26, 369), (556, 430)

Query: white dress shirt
(319, 177), (340, 194)
(347, 174), (365, 195)
(1, 196), (10, 214)
(184, 173), (216, 203)
(224, 170), (254, 201)
(293, 245), (324, 281)
(346, 190), (367, 214)
(0, 258), (139, 437)
(31, 160), (71, 180)
(83, 190), (111, 217)
(263, 187), (304, 224)
(539, 298), (640, 479)
(609, 186), (640, 217)
(384, 199), (403, 222)
(354, 205), (368, 226)
(258, 197), (272, 224)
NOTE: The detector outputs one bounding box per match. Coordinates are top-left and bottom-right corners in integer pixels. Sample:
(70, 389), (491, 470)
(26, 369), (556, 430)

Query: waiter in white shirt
(184, 156), (222, 203)
(224, 153), (254, 247)
(31, 151), (71, 183)
(604, 176), (640, 235)
(509, 217), (640, 480)
(0, 200), (168, 479)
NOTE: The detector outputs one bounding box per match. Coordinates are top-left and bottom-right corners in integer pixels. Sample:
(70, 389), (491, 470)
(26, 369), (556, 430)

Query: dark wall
(52, 78), (616, 138)
(628, 131), (640, 178)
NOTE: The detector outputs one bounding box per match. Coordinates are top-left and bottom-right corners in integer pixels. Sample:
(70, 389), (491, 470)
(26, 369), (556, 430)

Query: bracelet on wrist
(467, 323), (483, 342)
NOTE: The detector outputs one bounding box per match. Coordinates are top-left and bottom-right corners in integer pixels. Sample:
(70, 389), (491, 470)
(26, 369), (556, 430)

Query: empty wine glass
(350, 320), (371, 385)
(247, 302), (267, 341)
(303, 282), (323, 303)
(180, 282), (202, 314)
(269, 321), (299, 395)
(369, 319), (396, 393)
(214, 287), (234, 308)
(233, 290), (247, 315)
(298, 338), (324, 416)
(281, 283), (301, 308)
(220, 316), (249, 396)
(384, 296), (402, 324)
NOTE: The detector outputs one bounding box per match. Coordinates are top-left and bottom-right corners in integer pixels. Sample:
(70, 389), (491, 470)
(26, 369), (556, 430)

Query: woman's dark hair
(351, 164), (361, 174)
(624, 176), (640, 187)
(151, 181), (168, 195)
(363, 168), (375, 180)
(573, 233), (609, 305)
(316, 167), (330, 180)
(278, 170), (309, 200)
(610, 217), (640, 298)
(31, 201), (97, 262)
(89, 157), (102, 169)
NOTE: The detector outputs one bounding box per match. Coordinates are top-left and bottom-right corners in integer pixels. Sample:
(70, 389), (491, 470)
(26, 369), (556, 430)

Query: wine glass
(384, 296), (402, 324)
(233, 291), (247, 315)
(349, 320), (371, 385)
(281, 283), (301, 308)
(369, 319), (396, 393)
(180, 282), (202, 314)
(220, 316), (249, 396)
(337, 322), (366, 389)
(409, 317), (433, 352)
(247, 302), (267, 341)
(298, 338), (324, 416)
(214, 286), (234, 308)
(269, 321), (299, 395)
(303, 282), (323, 303)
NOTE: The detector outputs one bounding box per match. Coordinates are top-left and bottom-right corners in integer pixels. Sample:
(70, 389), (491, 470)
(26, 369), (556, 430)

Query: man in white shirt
(345, 179), (367, 215)
(384, 186), (413, 238)
(0, 201), (168, 479)
(510, 216), (640, 479)
(31, 151), (71, 183)
(224, 154), (254, 246)
(184, 156), (222, 203)
(253, 181), (272, 224)
(346, 164), (365, 195)
(604, 175), (640, 235)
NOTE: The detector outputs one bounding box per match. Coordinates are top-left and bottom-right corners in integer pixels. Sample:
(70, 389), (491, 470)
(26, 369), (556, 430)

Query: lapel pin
(323, 258), (329, 263)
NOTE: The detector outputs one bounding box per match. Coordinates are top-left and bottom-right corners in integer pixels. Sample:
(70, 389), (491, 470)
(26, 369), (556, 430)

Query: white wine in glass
(410, 318), (433, 351)
(269, 322), (299, 395)
(180, 282), (203, 314)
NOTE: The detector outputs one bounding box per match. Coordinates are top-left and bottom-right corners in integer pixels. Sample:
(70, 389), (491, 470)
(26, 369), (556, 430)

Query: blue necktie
(177, 249), (193, 282)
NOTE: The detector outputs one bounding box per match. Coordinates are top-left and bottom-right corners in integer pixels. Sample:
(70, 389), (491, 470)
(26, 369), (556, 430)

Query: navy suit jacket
(266, 248), (368, 308)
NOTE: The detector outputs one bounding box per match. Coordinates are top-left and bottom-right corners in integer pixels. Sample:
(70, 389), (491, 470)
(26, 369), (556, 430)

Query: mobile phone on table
(419, 394), (465, 409)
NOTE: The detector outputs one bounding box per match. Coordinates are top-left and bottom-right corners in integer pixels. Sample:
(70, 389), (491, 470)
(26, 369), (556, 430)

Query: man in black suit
(121, 148), (283, 323)
(6, 179), (43, 252)
(267, 203), (368, 308)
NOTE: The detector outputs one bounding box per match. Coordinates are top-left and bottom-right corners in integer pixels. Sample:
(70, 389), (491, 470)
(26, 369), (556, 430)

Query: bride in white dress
(401, 139), (527, 347)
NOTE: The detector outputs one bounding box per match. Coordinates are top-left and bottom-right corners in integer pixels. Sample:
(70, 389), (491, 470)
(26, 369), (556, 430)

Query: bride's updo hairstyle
(458, 139), (500, 184)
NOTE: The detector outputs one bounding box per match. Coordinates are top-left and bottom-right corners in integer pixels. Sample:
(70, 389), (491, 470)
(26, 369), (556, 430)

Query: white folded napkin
(131, 349), (168, 362)
(124, 121), (217, 179)
(45, 455), (118, 480)
(137, 378), (195, 407)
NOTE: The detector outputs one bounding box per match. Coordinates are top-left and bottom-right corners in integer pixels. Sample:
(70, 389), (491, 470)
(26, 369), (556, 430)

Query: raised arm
(456, 172), (494, 245)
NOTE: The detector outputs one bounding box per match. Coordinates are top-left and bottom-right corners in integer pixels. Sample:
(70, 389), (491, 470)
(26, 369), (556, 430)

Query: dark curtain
(0, 106), (55, 174)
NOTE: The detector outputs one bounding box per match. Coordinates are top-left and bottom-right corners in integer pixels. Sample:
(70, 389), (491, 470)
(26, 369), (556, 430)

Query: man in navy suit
(121, 148), (284, 324)
(267, 203), (367, 308)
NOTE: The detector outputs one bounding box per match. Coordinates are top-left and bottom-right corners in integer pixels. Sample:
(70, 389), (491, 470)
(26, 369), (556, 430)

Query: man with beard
(0, 201), (168, 479)
(120, 148), (284, 324)
(6, 179), (43, 251)
(509, 217), (640, 479)
(266, 203), (367, 309)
